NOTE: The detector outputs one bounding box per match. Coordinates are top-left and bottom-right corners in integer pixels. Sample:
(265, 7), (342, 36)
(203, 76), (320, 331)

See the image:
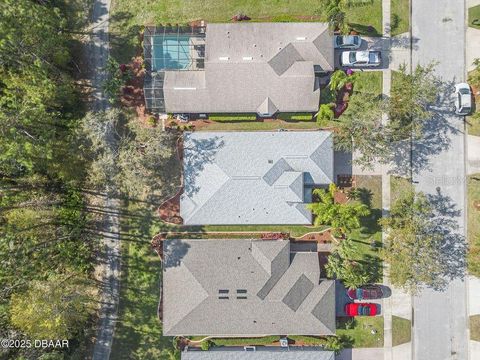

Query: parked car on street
(345, 303), (379, 316)
(334, 35), (362, 49)
(347, 285), (384, 300)
(340, 50), (381, 67)
(453, 83), (473, 115)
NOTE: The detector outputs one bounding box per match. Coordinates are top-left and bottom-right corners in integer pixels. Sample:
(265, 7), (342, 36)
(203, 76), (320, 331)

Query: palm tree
(329, 70), (358, 92)
(325, 239), (370, 288)
(308, 184), (370, 234)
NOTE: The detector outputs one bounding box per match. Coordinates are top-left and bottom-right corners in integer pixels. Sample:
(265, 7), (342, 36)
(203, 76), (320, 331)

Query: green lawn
(111, 203), (175, 360)
(471, 315), (480, 341)
(469, 5), (480, 29)
(336, 316), (384, 348)
(390, 0), (410, 36)
(392, 316), (411, 346)
(197, 119), (320, 131)
(212, 336), (280, 346)
(354, 71), (384, 96)
(110, 0), (382, 62)
(348, 175), (383, 282)
(173, 224), (328, 238)
(468, 174), (480, 277)
(467, 115), (480, 136)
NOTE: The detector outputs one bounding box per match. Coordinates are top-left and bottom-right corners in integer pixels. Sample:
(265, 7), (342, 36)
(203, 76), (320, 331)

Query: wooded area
(0, 1), (179, 358)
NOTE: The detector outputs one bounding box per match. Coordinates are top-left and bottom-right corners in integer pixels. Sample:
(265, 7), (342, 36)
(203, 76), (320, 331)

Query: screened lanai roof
(143, 25), (206, 112)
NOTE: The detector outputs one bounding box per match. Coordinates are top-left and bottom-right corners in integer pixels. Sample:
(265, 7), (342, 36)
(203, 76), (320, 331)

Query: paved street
(411, 0), (468, 359)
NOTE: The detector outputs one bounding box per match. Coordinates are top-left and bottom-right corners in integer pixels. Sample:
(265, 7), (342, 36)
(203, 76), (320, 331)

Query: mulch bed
(120, 56), (148, 122)
(295, 229), (335, 243)
(158, 189), (183, 225)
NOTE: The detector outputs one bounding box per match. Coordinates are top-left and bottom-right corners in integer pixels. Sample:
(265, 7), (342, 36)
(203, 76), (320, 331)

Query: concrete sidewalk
(337, 348), (384, 360)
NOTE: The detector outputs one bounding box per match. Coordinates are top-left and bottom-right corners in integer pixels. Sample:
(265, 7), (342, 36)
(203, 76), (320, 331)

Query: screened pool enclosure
(143, 25), (206, 112)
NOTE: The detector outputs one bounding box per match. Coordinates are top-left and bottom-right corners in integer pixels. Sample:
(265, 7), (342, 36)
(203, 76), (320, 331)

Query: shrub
(324, 336), (345, 354)
(316, 104), (335, 124)
(146, 116), (157, 127)
(201, 340), (214, 351)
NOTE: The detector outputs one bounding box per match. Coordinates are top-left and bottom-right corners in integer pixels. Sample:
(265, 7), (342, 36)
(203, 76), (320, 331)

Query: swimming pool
(152, 35), (191, 71)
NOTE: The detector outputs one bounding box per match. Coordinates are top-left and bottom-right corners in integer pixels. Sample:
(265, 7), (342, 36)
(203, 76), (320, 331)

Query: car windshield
(349, 52), (356, 63)
(459, 88), (470, 95)
(336, 37), (344, 45)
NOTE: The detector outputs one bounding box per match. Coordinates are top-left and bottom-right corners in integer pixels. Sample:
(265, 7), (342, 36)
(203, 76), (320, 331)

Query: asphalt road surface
(411, 0), (468, 359)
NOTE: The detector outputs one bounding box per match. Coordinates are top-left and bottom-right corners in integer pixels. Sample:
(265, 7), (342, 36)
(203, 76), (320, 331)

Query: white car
(340, 50), (381, 67)
(334, 35), (362, 49)
(453, 83), (472, 115)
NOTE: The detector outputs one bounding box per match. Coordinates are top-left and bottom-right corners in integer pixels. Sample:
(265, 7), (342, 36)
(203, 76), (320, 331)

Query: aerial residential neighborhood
(1, 1), (480, 360)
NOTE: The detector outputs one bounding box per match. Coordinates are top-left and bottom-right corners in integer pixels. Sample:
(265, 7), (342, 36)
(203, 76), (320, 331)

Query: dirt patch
(474, 200), (480, 211)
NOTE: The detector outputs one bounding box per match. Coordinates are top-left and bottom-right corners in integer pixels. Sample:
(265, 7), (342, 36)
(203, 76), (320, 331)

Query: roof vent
(242, 56), (253, 61)
(296, 36), (307, 40)
(219, 56), (229, 61)
(173, 87), (197, 90)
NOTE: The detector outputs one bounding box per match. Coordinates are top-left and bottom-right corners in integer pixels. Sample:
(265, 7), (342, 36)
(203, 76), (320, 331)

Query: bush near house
(208, 113), (257, 121)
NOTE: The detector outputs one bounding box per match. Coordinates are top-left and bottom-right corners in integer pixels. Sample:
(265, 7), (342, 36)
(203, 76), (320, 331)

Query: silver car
(334, 35), (362, 49)
(340, 50), (381, 67)
(453, 83), (472, 115)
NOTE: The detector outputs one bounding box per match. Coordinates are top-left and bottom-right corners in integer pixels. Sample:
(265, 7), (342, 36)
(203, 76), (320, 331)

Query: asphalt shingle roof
(182, 348), (335, 360)
(163, 239), (336, 336)
(163, 23), (333, 113)
(180, 131), (334, 225)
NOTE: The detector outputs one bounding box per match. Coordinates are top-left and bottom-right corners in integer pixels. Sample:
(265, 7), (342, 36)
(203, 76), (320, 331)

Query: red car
(347, 285), (383, 300)
(345, 303), (379, 316)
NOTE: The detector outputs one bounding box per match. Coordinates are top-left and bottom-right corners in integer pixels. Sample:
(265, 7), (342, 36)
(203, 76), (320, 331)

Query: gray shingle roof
(163, 23), (333, 114)
(182, 348), (335, 360)
(163, 239), (336, 336)
(180, 132), (334, 225)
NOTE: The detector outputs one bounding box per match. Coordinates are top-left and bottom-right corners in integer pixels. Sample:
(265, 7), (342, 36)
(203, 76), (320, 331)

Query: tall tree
(379, 189), (445, 293)
(334, 92), (390, 169)
(387, 63), (438, 140)
(10, 274), (94, 339)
